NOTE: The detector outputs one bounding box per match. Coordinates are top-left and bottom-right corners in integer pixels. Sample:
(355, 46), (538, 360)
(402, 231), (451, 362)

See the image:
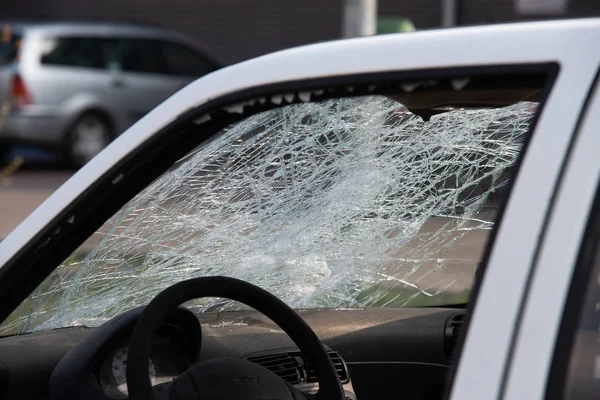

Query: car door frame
(500, 65), (600, 398)
(0, 20), (599, 400)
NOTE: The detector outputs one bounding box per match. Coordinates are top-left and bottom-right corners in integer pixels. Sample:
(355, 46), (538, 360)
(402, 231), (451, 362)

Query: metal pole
(441, 0), (457, 27)
(342, 0), (378, 38)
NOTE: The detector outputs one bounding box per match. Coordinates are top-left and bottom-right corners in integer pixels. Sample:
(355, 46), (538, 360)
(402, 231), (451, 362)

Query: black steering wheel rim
(126, 276), (345, 400)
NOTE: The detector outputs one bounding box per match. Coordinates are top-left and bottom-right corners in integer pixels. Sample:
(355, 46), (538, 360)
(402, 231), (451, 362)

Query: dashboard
(49, 306), (202, 399)
(96, 315), (199, 398)
(87, 307), (357, 399)
(0, 306), (462, 399)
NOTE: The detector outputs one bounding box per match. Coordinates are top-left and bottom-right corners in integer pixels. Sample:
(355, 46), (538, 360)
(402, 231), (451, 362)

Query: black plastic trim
(247, 348), (350, 385)
(48, 306), (201, 400)
(0, 360), (9, 399)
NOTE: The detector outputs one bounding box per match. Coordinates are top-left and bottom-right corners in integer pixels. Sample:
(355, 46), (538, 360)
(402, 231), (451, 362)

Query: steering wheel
(126, 276), (345, 400)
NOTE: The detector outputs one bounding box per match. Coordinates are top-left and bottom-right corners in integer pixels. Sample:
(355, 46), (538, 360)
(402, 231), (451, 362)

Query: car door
(500, 67), (600, 399)
(105, 37), (181, 127)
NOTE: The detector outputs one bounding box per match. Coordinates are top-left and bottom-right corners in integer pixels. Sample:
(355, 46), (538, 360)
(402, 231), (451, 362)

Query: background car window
(156, 41), (216, 77)
(106, 38), (162, 74)
(41, 37), (107, 69)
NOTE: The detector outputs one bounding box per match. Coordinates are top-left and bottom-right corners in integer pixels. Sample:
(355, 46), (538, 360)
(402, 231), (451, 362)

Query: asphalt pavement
(0, 150), (73, 239)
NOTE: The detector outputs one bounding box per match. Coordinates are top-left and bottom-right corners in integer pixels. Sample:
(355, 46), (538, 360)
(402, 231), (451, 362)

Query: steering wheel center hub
(170, 358), (296, 400)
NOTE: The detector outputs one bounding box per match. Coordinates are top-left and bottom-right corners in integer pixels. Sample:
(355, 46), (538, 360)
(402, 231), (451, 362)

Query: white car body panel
(504, 73), (600, 399)
(447, 21), (600, 400)
(0, 18), (599, 399)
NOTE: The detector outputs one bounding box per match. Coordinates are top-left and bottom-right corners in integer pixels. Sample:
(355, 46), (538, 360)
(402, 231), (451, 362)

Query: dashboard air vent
(247, 350), (349, 385)
(246, 352), (304, 384)
(444, 313), (464, 359)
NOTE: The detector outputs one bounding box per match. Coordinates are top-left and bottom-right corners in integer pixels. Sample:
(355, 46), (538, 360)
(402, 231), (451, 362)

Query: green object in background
(377, 17), (416, 34)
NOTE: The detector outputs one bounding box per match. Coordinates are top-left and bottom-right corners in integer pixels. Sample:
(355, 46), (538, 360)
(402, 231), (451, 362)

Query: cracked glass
(0, 93), (538, 335)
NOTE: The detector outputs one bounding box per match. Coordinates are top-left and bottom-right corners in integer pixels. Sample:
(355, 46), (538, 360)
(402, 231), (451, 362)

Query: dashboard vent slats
(246, 353), (304, 384)
(247, 350), (349, 385)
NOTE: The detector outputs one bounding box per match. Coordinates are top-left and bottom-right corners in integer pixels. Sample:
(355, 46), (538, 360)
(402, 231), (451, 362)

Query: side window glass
(106, 38), (162, 74)
(41, 37), (106, 69)
(157, 41), (216, 77)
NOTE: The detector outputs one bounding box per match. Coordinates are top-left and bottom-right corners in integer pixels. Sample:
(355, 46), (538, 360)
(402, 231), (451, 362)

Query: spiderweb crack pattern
(0, 96), (536, 334)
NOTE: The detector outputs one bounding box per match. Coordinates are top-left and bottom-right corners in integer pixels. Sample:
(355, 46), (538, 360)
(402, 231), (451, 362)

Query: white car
(0, 18), (598, 400)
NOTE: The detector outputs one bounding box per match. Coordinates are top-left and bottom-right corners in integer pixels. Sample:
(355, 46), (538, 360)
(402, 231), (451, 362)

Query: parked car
(0, 18), (600, 400)
(0, 20), (221, 166)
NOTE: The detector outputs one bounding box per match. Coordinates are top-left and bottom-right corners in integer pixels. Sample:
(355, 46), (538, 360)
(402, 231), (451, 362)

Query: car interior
(0, 70), (552, 399)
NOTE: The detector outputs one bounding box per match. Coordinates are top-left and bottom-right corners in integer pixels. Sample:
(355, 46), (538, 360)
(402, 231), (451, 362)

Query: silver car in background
(0, 21), (221, 166)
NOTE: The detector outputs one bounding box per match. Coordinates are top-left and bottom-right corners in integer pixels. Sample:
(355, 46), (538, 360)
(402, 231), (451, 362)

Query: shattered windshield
(0, 94), (538, 335)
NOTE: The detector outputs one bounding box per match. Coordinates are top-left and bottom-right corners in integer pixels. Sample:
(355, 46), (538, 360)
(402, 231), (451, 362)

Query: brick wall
(378, 0), (600, 28)
(461, 0), (600, 25)
(1, 0), (344, 64)
(379, 0), (442, 28)
(2, 0), (600, 64)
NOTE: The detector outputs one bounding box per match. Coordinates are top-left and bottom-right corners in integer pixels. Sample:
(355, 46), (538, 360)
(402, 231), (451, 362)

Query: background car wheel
(64, 112), (112, 168)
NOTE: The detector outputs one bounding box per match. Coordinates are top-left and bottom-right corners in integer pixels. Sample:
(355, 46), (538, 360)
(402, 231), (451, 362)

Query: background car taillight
(10, 73), (33, 107)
